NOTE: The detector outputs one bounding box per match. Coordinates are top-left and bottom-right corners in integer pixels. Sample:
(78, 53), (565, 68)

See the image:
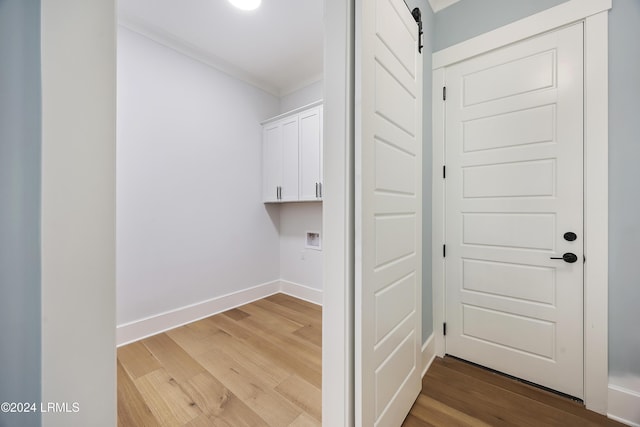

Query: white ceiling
(118, 0), (324, 96)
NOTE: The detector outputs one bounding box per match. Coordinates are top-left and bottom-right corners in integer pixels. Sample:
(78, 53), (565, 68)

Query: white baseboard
(279, 280), (323, 306)
(117, 279), (323, 346)
(117, 280), (281, 346)
(608, 383), (640, 426)
(421, 332), (436, 378)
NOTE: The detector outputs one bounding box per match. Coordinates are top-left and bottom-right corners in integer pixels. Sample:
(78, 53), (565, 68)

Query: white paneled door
(355, 0), (423, 425)
(444, 23), (584, 398)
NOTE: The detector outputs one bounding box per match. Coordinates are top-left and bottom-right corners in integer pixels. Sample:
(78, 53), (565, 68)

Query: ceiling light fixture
(228, 0), (261, 11)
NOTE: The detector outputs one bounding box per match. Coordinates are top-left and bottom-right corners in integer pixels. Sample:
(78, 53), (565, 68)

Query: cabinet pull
(319, 182), (322, 198)
(315, 183), (318, 198)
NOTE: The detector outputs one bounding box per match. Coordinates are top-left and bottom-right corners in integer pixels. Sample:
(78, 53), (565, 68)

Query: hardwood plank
(402, 414), (436, 427)
(183, 414), (213, 427)
(195, 347), (302, 426)
(205, 312), (255, 341)
(237, 301), (305, 333)
(437, 357), (617, 425)
(118, 294), (322, 427)
(142, 333), (206, 383)
(424, 362), (591, 427)
(194, 323), (291, 388)
(409, 394), (491, 427)
(275, 374), (322, 422)
(222, 307), (250, 321)
(166, 318), (231, 357)
(117, 360), (158, 427)
(135, 368), (202, 425)
(242, 327), (322, 388)
(117, 340), (162, 379)
(238, 314), (321, 364)
(180, 371), (269, 426)
(293, 324), (322, 348)
(289, 412), (322, 427)
(235, 309), (321, 360)
(253, 297), (321, 329)
(265, 293), (321, 316)
(210, 311), (321, 388)
(406, 356), (625, 427)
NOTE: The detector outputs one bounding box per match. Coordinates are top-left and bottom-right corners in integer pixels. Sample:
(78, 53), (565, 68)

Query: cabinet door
(263, 122), (282, 202)
(298, 106), (322, 200)
(280, 115), (299, 201)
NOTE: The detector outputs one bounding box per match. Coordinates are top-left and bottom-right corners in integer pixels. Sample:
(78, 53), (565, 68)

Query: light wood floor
(403, 356), (623, 427)
(117, 294), (322, 426)
(119, 295), (620, 426)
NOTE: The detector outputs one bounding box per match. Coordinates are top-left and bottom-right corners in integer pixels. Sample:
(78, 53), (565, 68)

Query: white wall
(280, 79), (323, 113)
(279, 202), (323, 290)
(41, 0), (116, 425)
(117, 27), (281, 326)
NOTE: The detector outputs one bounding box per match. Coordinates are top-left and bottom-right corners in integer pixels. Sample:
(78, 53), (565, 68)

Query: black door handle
(550, 252), (578, 263)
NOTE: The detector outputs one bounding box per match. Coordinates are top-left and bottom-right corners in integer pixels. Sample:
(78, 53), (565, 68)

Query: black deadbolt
(550, 252), (578, 263)
(564, 232), (577, 242)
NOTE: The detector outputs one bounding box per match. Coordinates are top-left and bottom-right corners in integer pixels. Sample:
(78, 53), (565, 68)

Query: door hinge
(443, 244), (446, 257)
(443, 322), (447, 336)
(411, 8), (424, 54)
(443, 86), (447, 101)
(443, 165), (446, 179)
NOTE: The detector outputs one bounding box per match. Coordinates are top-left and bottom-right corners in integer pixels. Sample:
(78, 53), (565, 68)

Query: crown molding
(280, 74), (324, 98)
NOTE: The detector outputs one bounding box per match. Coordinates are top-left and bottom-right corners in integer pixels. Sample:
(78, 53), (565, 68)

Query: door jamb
(322, 0), (355, 425)
(431, 0), (611, 414)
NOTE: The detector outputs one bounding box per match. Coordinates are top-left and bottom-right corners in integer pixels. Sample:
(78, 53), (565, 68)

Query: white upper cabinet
(263, 121), (283, 202)
(299, 105), (323, 201)
(280, 115), (300, 201)
(262, 102), (323, 203)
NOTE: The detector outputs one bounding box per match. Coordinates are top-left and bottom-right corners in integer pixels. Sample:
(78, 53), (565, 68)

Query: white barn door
(444, 23), (584, 398)
(355, 0), (423, 425)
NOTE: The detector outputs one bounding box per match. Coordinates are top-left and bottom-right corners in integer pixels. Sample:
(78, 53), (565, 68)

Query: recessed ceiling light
(228, 0), (261, 11)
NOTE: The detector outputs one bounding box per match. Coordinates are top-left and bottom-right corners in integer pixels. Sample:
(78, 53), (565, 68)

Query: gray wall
(434, 0), (567, 51)
(608, 0), (640, 379)
(432, 0), (640, 381)
(0, 0), (42, 426)
(405, 0), (435, 342)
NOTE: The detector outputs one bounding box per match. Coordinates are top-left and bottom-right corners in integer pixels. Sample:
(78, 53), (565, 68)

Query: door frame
(322, 0), (355, 425)
(431, 0), (611, 414)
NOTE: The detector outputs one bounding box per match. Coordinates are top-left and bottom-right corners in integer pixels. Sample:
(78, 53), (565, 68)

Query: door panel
(355, 0), (422, 425)
(462, 258), (555, 304)
(463, 104), (556, 152)
(462, 213), (556, 250)
(445, 23), (584, 398)
(462, 50), (556, 106)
